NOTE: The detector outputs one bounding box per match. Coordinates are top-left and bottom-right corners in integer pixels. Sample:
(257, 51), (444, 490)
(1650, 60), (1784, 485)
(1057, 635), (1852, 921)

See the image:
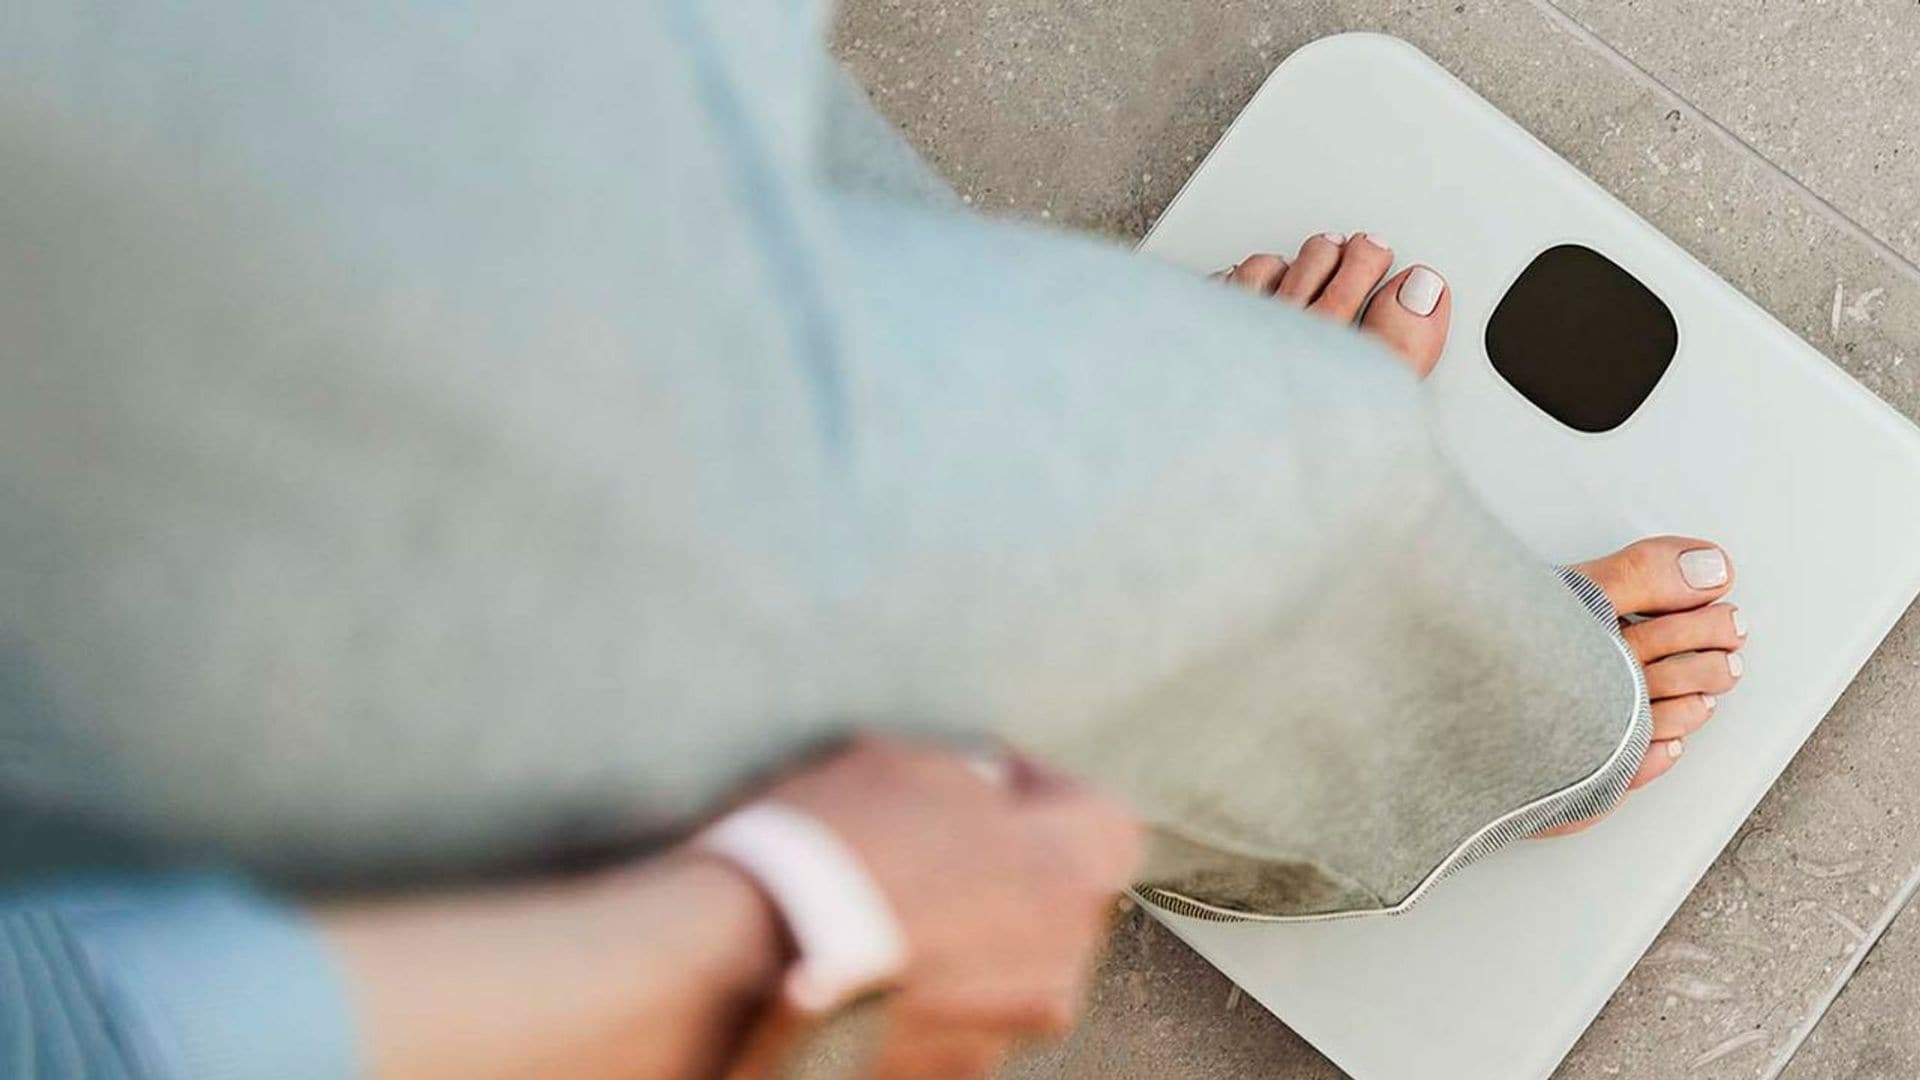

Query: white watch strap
(698, 802), (909, 1014)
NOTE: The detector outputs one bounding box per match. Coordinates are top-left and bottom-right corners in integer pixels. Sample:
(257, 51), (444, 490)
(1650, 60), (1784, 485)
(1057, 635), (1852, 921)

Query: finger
(1025, 793), (1144, 890)
(902, 982), (1084, 1036)
(721, 1000), (823, 1080)
(1004, 751), (1079, 797)
(961, 751), (1015, 791)
(871, 1015), (1013, 1080)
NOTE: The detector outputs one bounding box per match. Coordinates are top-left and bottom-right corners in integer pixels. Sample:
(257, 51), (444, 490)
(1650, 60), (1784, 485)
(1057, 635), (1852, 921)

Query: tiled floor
(831, 2), (1920, 1077)
(1555, 0), (1920, 267)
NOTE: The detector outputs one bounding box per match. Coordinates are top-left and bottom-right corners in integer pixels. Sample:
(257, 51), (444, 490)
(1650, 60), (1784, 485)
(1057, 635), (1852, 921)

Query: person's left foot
(1221, 232), (1451, 377)
(1531, 536), (1746, 835)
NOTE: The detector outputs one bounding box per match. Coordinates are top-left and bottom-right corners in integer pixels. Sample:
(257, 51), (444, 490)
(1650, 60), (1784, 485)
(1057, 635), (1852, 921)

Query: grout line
(1760, 858), (1920, 1079)
(1427, 5), (1920, 1076)
(1526, 3), (1920, 1057)
(1527, 0), (1920, 291)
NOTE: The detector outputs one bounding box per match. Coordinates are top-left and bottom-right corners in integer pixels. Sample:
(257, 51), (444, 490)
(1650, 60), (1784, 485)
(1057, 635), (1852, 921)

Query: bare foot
(1532, 537), (1745, 834)
(1220, 231), (1451, 377)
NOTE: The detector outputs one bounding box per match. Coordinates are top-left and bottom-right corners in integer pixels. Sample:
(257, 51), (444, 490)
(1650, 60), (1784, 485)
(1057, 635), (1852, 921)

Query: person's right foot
(1221, 231), (1452, 377)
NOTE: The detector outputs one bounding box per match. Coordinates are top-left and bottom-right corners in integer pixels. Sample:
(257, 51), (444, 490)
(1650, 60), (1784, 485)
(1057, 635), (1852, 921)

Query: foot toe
(1275, 232), (1347, 305)
(1575, 536), (1735, 617)
(1308, 233), (1395, 322)
(1645, 649), (1743, 699)
(1358, 264), (1451, 378)
(1534, 724), (1692, 838)
(1621, 603), (1746, 664)
(1651, 693), (1716, 740)
(1627, 738), (1686, 791)
(1225, 253), (1288, 295)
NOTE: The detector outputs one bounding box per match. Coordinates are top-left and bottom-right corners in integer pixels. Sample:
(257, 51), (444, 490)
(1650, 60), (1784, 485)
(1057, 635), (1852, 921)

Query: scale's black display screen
(1485, 244), (1678, 434)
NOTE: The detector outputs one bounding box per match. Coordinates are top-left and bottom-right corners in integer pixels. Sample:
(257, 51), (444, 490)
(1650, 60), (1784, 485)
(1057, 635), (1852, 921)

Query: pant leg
(820, 63), (959, 208)
(0, 0), (1645, 914)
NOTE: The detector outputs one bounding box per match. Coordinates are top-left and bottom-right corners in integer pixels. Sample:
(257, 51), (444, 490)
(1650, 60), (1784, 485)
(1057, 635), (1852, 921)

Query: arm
(320, 851), (787, 1080)
(2, 740), (1133, 1080)
(0, 876), (354, 1080)
(0, 858), (783, 1080)
(324, 737), (1142, 1080)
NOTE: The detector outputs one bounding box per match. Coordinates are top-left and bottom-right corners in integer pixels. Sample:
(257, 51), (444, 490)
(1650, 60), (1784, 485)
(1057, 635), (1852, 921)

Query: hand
(756, 736), (1142, 1078)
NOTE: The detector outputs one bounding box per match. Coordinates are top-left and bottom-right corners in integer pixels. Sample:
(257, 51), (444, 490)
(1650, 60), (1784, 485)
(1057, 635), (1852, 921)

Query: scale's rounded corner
(1277, 31), (1442, 79)
(1241, 33), (1459, 122)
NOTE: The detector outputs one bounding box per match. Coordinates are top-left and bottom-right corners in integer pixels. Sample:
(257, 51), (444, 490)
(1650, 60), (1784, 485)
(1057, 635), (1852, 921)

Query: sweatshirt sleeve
(0, 875), (357, 1080)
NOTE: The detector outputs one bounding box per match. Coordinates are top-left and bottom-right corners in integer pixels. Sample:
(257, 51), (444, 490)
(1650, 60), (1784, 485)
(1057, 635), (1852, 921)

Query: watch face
(1486, 244), (1679, 434)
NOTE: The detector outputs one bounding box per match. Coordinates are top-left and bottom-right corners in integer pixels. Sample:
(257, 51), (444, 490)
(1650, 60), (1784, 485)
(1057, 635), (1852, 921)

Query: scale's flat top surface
(1139, 33), (1920, 1080)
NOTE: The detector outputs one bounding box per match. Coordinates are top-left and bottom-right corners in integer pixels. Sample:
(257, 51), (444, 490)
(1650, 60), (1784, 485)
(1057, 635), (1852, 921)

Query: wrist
(695, 801), (910, 1015)
(679, 850), (795, 996)
(597, 849), (792, 1002)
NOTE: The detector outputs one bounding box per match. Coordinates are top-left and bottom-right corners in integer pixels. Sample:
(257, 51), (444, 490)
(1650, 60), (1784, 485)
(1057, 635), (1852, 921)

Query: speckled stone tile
(1003, 904), (1348, 1080)
(1781, 885), (1920, 1080)
(1562, 611), (1920, 1080)
(831, 2), (1920, 1078)
(832, 0), (1347, 239)
(1551, 0), (1920, 268)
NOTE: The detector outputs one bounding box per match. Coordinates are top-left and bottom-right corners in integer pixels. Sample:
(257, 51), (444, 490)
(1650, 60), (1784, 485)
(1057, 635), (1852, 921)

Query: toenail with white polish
(1398, 267), (1445, 316)
(1732, 608), (1748, 637)
(1667, 740), (1685, 759)
(1322, 232), (1347, 245)
(1727, 653), (1744, 678)
(1702, 693), (1717, 713)
(1364, 234), (1390, 250)
(1678, 548), (1729, 589)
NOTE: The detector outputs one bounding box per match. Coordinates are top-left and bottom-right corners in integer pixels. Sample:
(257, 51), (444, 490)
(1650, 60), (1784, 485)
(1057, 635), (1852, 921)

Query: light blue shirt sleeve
(0, 877), (357, 1080)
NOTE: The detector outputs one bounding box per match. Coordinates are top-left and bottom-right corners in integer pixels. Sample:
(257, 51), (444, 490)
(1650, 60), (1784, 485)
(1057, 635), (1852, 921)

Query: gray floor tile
(832, 2), (1920, 1077)
(1552, 0), (1920, 268)
(1003, 905), (1348, 1079)
(1781, 886), (1920, 1080)
(832, 1), (1347, 239)
(1562, 612), (1920, 1080)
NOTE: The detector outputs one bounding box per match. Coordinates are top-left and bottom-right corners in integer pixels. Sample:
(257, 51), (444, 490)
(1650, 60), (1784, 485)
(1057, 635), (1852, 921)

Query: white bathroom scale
(1137, 33), (1920, 1080)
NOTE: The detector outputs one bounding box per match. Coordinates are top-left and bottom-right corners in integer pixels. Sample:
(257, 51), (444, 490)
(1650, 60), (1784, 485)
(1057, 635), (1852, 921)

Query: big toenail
(1667, 740), (1685, 759)
(1678, 548), (1729, 589)
(1322, 232), (1347, 245)
(1398, 267), (1445, 317)
(1732, 608), (1748, 637)
(1727, 653), (1744, 678)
